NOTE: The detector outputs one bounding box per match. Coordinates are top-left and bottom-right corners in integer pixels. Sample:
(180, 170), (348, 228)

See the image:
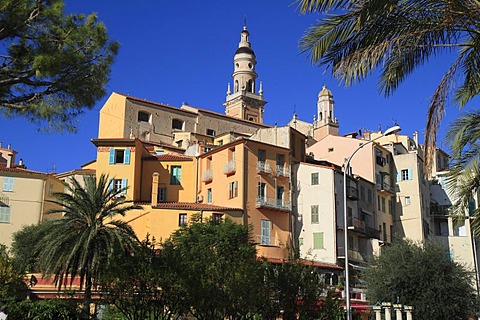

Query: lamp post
(343, 125), (401, 320)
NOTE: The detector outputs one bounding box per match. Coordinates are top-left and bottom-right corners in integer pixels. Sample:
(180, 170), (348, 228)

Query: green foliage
(0, 244), (28, 303)
(10, 223), (51, 273)
(0, 0), (119, 131)
(6, 299), (81, 320)
(35, 174), (141, 317)
(296, 0), (480, 172)
(161, 218), (264, 319)
(363, 240), (477, 320)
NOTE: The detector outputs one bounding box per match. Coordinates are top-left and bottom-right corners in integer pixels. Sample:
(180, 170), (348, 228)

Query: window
(405, 196), (411, 206)
(258, 149), (266, 162)
(377, 195), (381, 211)
(229, 148), (236, 161)
(389, 197), (395, 215)
(257, 182), (266, 199)
(138, 111), (151, 123)
(178, 213), (187, 226)
(109, 179), (127, 194)
(313, 232), (324, 249)
(400, 169), (412, 181)
(311, 172), (319, 185)
(213, 213), (223, 224)
(261, 220), (271, 245)
(170, 166), (182, 185)
(0, 205), (10, 223)
(276, 154), (285, 175)
(229, 181), (238, 199)
(367, 189), (372, 204)
(172, 118), (184, 130)
(311, 205), (319, 224)
(206, 129), (216, 136)
(383, 223), (387, 241)
(3, 177), (14, 192)
(381, 197), (386, 213)
(276, 186), (284, 206)
(207, 188), (212, 204)
(453, 220), (467, 236)
(360, 186), (366, 201)
(158, 187), (167, 202)
(218, 140), (223, 146)
(109, 149), (131, 165)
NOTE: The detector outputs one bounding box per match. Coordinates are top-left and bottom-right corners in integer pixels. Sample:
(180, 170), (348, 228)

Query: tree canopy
(297, 0), (480, 173)
(363, 240), (477, 320)
(0, 0), (118, 131)
(35, 174), (141, 318)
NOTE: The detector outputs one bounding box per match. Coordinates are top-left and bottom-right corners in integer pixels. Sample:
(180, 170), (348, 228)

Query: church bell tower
(224, 24), (266, 123)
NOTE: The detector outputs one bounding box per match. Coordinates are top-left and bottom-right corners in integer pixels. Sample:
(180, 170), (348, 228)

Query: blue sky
(1, 1), (466, 173)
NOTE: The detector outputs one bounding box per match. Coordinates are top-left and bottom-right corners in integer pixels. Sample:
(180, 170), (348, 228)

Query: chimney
(151, 172), (159, 206)
(413, 131), (418, 146)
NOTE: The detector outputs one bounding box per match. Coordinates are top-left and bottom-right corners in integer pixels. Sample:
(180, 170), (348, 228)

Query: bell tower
(313, 85), (339, 140)
(224, 24), (266, 123)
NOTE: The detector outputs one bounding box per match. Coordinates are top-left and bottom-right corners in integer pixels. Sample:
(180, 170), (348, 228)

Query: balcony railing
(0, 193), (9, 205)
(337, 247), (366, 262)
(201, 169), (213, 182)
(255, 234), (279, 246)
(366, 227), (381, 239)
(376, 181), (393, 193)
(275, 165), (291, 178)
(256, 196), (291, 211)
(223, 160), (236, 175)
(257, 161), (272, 174)
(347, 217), (366, 233)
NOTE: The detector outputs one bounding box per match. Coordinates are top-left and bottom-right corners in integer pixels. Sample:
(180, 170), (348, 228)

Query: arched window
(246, 80), (253, 93)
(138, 111), (151, 123)
(234, 80), (239, 93)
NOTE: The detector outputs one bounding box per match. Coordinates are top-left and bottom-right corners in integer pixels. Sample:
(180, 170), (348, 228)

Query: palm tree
(297, 0), (480, 173)
(445, 111), (480, 234)
(36, 174), (141, 318)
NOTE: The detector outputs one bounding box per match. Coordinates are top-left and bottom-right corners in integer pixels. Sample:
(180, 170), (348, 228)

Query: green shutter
(313, 232), (324, 249)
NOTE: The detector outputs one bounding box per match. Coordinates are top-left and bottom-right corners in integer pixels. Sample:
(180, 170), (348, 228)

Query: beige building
(0, 145), (63, 247)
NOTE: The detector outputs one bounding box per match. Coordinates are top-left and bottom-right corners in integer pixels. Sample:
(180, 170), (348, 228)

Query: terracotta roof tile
(0, 164), (47, 176)
(146, 202), (241, 211)
(155, 154), (193, 161)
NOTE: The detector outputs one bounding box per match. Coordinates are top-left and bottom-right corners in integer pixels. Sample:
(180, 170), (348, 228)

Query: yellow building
(0, 144), (63, 247)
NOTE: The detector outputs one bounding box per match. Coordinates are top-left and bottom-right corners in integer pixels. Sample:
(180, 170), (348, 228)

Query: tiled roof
(155, 154), (193, 161)
(145, 202), (242, 211)
(0, 164), (47, 176)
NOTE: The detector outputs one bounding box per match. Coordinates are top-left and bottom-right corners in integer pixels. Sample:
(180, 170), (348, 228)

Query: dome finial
(243, 15), (247, 30)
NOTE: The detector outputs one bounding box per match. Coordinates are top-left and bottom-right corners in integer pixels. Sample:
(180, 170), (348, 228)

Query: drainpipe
(242, 144), (248, 226)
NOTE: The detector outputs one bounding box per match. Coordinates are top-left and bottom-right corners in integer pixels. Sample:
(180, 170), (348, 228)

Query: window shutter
(397, 171), (401, 182)
(109, 149), (115, 164)
(313, 232), (324, 249)
(177, 167), (182, 183)
(408, 169), (413, 180)
(3, 177), (14, 192)
(121, 179), (127, 194)
(234, 181), (238, 197)
(124, 149), (131, 164)
(108, 179), (113, 191)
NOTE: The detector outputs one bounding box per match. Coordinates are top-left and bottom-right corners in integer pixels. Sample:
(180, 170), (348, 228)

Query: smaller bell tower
(313, 85), (339, 140)
(224, 24), (266, 123)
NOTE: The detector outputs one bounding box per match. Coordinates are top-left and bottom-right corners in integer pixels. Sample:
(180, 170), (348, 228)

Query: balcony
(366, 227), (381, 239)
(376, 181), (393, 193)
(275, 166), (291, 178)
(255, 234), (280, 246)
(346, 185), (358, 200)
(430, 203), (451, 216)
(257, 161), (272, 174)
(0, 193), (9, 205)
(223, 160), (236, 175)
(347, 217), (366, 233)
(337, 247), (366, 262)
(201, 169), (213, 183)
(256, 196), (291, 211)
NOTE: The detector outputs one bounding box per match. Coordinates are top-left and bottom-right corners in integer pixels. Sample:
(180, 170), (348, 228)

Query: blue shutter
(121, 179), (127, 194)
(261, 220), (271, 245)
(109, 149), (115, 164)
(124, 149), (131, 164)
(177, 167), (182, 184)
(397, 171), (401, 182)
(408, 169), (413, 180)
(108, 179), (113, 191)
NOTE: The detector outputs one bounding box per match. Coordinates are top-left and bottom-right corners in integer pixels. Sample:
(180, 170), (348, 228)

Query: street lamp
(343, 125), (401, 320)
